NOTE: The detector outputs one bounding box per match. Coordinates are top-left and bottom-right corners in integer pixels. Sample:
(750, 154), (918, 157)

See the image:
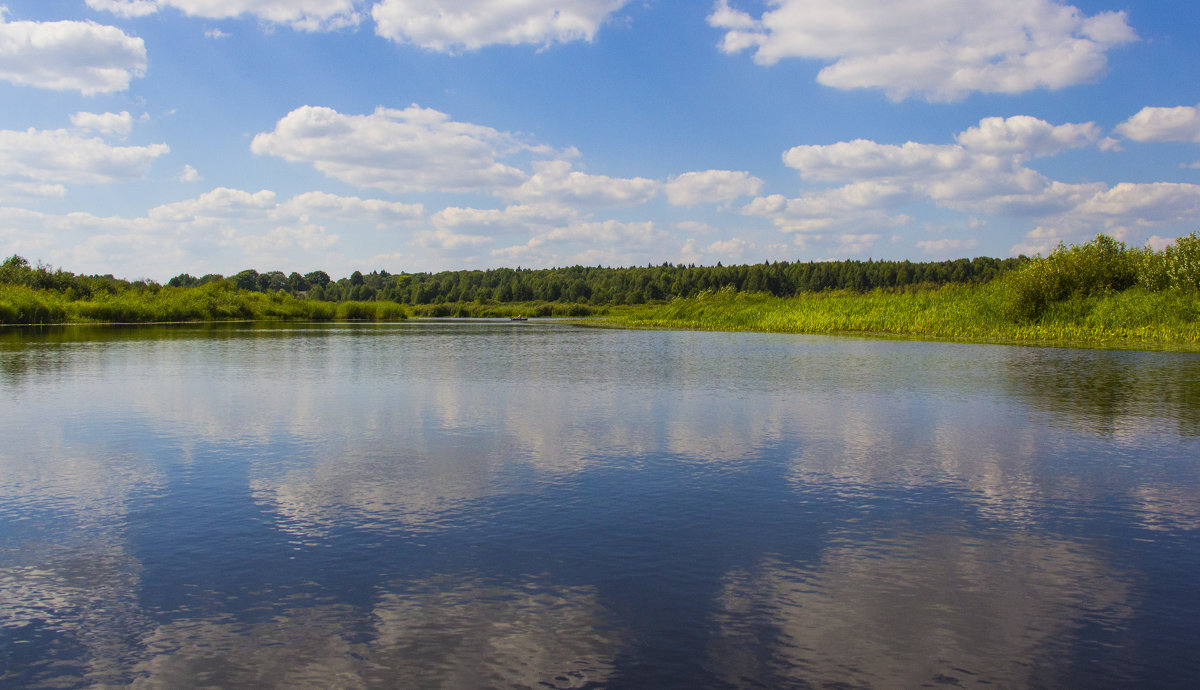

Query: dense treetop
(155, 256), (1024, 306)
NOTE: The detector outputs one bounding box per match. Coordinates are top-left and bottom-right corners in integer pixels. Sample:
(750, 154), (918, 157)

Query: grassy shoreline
(4, 234), (1199, 350)
(5, 281), (1196, 351)
(591, 284), (1200, 351)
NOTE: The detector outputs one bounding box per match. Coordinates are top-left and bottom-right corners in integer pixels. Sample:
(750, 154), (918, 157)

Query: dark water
(2, 321), (1199, 689)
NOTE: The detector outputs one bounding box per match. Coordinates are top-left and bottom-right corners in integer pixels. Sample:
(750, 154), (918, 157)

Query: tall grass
(408, 300), (600, 318)
(601, 286), (1199, 348)
(0, 282), (406, 325)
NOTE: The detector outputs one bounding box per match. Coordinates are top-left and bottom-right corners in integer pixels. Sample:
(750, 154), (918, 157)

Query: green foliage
(335, 300), (406, 320)
(1139, 232), (1200, 291)
(998, 234), (1141, 321)
(0, 280), (403, 325)
(4, 232), (1198, 348)
(601, 281), (1200, 350)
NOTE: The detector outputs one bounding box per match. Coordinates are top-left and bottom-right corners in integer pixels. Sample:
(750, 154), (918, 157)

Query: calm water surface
(2, 321), (1199, 688)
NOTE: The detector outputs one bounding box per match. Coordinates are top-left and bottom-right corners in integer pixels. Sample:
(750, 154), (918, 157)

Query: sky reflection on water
(1, 322), (1199, 688)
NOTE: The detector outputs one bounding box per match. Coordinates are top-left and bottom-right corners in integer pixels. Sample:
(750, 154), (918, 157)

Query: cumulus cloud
(680, 236), (757, 264)
(0, 188), (436, 278)
(0, 127), (168, 192)
(916, 237), (980, 254)
(503, 160), (658, 207)
(748, 114), (1200, 255)
(491, 219), (666, 267)
(0, 182), (68, 204)
(86, 0), (159, 18)
(87, 0), (362, 31)
(177, 164), (202, 182)
(956, 115), (1102, 159)
(664, 170), (764, 206)
(783, 140), (970, 183)
(777, 116), (1108, 216)
(251, 105), (530, 194)
(277, 190), (423, 225)
(415, 227), (494, 251)
(1116, 103), (1200, 143)
(147, 187), (277, 223)
(1075, 182), (1200, 223)
(372, 0), (630, 52)
(431, 203), (576, 234)
(707, 0), (1136, 102)
(0, 14), (146, 94)
(70, 111), (135, 136)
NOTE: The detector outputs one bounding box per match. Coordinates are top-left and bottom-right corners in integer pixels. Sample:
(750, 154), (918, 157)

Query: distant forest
(156, 256), (1026, 305)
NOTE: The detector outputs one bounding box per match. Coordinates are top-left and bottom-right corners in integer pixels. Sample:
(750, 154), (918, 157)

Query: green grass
(5, 233), (1199, 350)
(407, 300), (602, 318)
(595, 284), (1200, 350)
(0, 282), (403, 325)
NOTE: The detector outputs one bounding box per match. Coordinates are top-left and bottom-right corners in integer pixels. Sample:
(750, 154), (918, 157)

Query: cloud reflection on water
(3, 324), (1199, 687)
(707, 530), (1134, 688)
(122, 575), (620, 689)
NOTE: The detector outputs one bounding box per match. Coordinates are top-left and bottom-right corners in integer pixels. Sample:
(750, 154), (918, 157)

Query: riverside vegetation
(2, 233), (1198, 349)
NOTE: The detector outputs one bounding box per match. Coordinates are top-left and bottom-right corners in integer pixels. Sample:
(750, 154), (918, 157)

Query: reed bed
(0, 283), (406, 324)
(600, 283), (1200, 350)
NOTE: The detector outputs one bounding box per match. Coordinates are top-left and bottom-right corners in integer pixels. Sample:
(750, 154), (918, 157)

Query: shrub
(1000, 234), (1139, 321)
(1140, 232), (1200, 291)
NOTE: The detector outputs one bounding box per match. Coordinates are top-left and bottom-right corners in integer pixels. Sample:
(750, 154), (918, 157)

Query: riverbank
(593, 284), (1200, 350)
(4, 234), (1198, 350)
(0, 282), (405, 324)
(0, 281), (606, 325)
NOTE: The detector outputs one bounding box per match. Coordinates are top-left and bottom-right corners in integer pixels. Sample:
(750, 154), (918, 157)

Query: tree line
(159, 256), (1025, 305)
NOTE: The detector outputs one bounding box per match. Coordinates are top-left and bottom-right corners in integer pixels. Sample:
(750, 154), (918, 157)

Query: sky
(1, 0), (1199, 281)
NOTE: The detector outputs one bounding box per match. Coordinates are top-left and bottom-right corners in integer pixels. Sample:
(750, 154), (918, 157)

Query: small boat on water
(510, 315), (528, 321)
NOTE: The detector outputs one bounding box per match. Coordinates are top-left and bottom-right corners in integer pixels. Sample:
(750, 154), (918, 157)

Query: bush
(1000, 234), (1139, 321)
(1140, 232), (1200, 291)
(335, 301), (406, 320)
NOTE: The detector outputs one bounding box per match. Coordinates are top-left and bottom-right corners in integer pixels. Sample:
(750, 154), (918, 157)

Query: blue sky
(1, 0), (1199, 280)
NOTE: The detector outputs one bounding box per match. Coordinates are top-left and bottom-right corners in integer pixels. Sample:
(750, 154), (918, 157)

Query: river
(2, 321), (1198, 688)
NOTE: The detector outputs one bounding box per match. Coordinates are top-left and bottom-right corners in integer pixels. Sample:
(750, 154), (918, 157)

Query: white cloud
(177, 164), (202, 182)
(1011, 183), (1200, 255)
(777, 117), (1109, 217)
(708, 0), (1136, 102)
(251, 105), (530, 194)
(783, 140), (970, 182)
(86, 0), (159, 18)
(491, 219), (665, 267)
(916, 237), (980, 254)
(679, 236), (758, 264)
(0, 188), (438, 278)
(0, 14), (146, 94)
(372, 0), (630, 52)
(706, 236), (754, 257)
(1115, 103), (1200, 143)
(0, 127), (168, 190)
(675, 220), (718, 236)
(147, 187), (277, 223)
(415, 227), (494, 251)
(664, 169), (764, 206)
(1145, 235), (1175, 252)
(0, 182), (68, 204)
(956, 115), (1102, 159)
(1075, 182), (1200, 223)
(276, 190), (423, 225)
(503, 160), (658, 207)
(749, 114), (1200, 253)
(88, 0), (363, 31)
(431, 203), (576, 234)
(71, 111), (135, 136)
(205, 28), (230, 39)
